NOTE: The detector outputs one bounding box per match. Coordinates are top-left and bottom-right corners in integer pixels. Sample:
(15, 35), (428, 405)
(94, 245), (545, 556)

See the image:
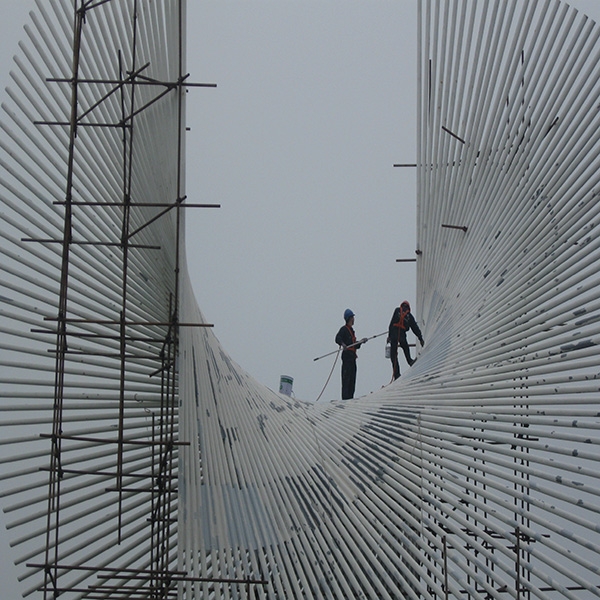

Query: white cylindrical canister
(279, 375), (293, 396)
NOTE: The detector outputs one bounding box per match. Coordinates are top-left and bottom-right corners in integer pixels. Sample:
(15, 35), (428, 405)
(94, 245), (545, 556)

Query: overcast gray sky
(185, 1), (419, 404)
(1, 0), (600, 597)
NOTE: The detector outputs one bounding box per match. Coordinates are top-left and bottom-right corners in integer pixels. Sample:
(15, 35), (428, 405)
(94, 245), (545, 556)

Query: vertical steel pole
(44, 2), (85, 597)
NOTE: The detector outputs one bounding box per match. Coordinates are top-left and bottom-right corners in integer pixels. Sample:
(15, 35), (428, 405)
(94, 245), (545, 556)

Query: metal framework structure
(0, 0), (599, 598)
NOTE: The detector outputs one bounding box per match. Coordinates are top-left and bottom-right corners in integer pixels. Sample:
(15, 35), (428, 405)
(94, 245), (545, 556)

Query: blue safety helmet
(343, 308), (355, 321)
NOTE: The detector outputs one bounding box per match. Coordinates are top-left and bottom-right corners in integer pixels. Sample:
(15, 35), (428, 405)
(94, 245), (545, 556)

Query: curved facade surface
(0, 1), (600, 599)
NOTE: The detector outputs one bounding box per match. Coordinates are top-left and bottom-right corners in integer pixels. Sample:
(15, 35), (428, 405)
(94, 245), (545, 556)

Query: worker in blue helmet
(335, 309), (367, 399)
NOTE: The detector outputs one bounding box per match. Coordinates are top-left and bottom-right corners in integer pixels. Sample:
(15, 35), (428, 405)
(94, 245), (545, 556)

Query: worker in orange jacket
(387, 301), (424, 380)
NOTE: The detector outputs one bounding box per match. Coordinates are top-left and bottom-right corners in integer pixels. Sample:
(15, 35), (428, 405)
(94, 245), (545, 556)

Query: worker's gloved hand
(361, 338), (368, 344)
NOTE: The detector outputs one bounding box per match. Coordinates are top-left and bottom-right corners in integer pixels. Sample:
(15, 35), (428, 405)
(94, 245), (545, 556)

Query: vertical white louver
(1, 1), (600, 599)
(0, 0), (186, 597)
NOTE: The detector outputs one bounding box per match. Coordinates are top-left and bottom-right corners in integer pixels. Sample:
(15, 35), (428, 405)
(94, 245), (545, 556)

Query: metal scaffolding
(3, 0), (217, 597)
(36, 0), (189, 597)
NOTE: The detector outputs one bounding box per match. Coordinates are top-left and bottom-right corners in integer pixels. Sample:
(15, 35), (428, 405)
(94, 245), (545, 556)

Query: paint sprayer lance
(313, 331), (388, 361)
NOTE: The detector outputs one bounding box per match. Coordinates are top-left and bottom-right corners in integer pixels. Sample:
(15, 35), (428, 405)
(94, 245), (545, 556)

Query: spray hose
(314, 348), (340, 403)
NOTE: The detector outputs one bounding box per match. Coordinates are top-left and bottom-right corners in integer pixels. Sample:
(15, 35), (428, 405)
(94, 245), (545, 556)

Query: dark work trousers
(391, 336), (413, 380)
(390, 342), (400, 380)
(341, 358), (357, 399)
